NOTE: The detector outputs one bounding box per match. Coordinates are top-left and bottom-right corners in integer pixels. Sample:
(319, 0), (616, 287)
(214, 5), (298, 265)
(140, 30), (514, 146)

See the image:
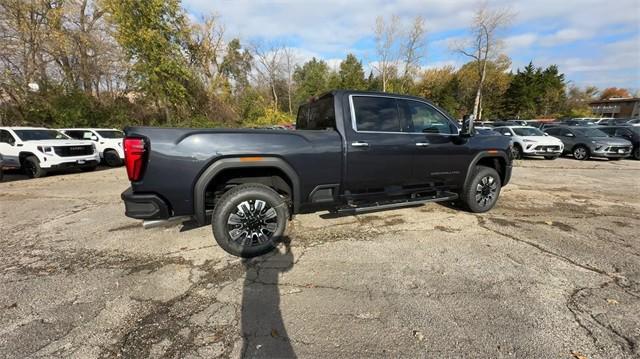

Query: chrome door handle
(351, 141), (369, 147)
(415, 142), (430, 147)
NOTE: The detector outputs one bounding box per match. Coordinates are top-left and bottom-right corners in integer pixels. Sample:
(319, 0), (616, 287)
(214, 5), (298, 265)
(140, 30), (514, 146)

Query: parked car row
(474, 124), (638, 161)
(0, 127), (124, 179)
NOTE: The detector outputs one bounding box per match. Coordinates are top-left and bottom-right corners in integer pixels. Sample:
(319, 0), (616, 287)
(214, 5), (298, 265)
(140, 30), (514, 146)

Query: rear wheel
(634, 147), (640, 160)
(23, 156), (46, 178)
(573, 145), (590, 160)
(212, 184), (289, 258)
(460, 165), (502, 213)
(103, 149), (122, 167)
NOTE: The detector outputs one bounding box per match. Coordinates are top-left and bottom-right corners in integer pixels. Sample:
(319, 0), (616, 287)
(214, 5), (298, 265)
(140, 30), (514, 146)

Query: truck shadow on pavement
(240, 238), (296, 358)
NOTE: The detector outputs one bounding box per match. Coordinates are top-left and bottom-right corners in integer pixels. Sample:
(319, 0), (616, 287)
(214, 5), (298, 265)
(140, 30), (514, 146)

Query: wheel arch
(463, 151), (509, 190)
(18, 151), (38, 164)
(193, 157), (300, 225)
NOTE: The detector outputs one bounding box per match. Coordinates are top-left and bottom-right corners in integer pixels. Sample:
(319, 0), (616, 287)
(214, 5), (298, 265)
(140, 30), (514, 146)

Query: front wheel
(212, 184), (289, 258)
(460, 165), (502, 213)
(512, 145), (522, 160)
(573, 145), (590, 160)
(633, 147), (640, 160)
(23, 156), (46, 178)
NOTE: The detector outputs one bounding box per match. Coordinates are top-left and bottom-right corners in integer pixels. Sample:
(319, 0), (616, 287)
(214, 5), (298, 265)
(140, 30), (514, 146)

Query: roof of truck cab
(326, 89), (436, 102)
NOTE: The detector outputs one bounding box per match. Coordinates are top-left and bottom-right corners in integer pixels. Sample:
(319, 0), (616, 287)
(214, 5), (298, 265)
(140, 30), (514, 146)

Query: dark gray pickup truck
(122, 90), (513, 257)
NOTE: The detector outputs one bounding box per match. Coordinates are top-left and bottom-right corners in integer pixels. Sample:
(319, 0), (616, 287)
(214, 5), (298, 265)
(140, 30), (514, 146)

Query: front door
(344, 95), (414, 191)
(397, 99), (470, 188)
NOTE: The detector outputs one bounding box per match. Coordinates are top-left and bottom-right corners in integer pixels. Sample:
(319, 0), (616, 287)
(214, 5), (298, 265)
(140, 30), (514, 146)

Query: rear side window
(296, 96), (335, 130)
(65, 130), (93, 140)
(545, 128), (561, 136)
(352, 96), (401, 132)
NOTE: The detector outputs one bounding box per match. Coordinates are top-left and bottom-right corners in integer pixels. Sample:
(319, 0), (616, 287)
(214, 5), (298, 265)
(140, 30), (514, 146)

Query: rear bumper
(121, 187), (170, 220)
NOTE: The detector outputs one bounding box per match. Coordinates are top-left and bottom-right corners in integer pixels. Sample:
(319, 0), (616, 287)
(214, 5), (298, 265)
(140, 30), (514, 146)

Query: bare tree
(454, 2), (514, 119)
(400, 16), (426, 92)
(373, 15), (399, 92)
(282, 47), (296, 115)
(187, 14), (226, 92)
(251, 42), (284, 109)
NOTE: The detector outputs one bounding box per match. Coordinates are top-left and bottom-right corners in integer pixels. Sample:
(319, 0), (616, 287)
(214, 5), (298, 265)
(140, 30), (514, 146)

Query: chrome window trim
(348, 94), (458, 136)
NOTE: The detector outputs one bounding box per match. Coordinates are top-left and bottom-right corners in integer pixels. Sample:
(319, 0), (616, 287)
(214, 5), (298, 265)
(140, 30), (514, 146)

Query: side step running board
(337, 191), (458, 214)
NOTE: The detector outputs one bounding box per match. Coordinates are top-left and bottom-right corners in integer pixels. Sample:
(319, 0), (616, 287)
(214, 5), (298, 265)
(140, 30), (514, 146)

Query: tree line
(0, 0), (634, 128)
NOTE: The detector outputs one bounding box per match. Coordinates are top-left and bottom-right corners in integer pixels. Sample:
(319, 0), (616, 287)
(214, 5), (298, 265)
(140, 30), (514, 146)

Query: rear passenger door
(344, 95), (414, 191)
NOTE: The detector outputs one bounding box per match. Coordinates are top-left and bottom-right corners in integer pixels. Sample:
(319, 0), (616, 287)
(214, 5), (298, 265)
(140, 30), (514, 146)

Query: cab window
(352, 96), (401, 132)
(296, 96), (335, 130)
(398, 99), (454, 134)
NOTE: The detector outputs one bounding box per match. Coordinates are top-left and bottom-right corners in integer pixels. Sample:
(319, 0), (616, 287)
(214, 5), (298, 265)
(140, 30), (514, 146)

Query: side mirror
(544, 133), (549, 136)
(90, 135), (98, 141)
(460, 114), (475, 137)
(503, 132), (512, 136)
(566, 133), (574, 137)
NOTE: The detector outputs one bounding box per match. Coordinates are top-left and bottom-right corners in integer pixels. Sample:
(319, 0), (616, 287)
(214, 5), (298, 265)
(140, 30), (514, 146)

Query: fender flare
(193, 157), (301, 225)
(463, 151), (510, 189)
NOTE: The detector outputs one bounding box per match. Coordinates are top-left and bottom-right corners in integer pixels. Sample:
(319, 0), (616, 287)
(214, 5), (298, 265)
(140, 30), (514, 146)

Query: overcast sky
(183, 0), (640, 91)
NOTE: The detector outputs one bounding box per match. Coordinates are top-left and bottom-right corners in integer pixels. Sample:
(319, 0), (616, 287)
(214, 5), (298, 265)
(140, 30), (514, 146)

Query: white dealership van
(59, 128), (124, 166)
(0, 127), (100, 178)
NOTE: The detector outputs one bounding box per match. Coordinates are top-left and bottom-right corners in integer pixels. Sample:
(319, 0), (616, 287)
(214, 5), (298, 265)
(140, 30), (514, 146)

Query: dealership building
(590, 97), (640, 118)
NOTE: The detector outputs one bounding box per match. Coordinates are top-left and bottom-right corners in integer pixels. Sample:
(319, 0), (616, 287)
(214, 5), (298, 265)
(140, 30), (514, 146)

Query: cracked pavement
(0, 158), (639, 358)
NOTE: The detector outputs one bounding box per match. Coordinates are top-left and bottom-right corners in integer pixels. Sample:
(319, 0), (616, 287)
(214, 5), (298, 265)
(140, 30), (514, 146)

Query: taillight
(123, 137), (146, 181)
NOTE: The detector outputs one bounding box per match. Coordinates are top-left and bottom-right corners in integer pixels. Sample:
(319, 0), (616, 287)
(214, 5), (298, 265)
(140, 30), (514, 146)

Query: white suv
(60, 128), (124, 167)
(494, 126), (564, 160)
(0, 127), (100, 178)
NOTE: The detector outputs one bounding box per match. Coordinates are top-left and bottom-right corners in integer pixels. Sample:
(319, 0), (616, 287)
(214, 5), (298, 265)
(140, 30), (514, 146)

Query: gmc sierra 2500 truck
(122, 90), (513, 257)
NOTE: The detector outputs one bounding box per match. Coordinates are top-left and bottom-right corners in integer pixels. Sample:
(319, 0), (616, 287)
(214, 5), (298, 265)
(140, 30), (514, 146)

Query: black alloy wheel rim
(226, 199), (278, 247)
(475, 175), (497, 207)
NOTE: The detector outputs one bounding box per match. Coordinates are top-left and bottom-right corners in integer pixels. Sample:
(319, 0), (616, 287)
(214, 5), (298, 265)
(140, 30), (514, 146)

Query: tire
(212, 183), (289, 258)
(460, 165), (502, 213)
(572, 145), (590, 161)
(544, 156), (558, 160)
(634, 147), (640, 160)
(103, 149), (122, 167)
(80, 164), (98, 172)
(512, 144), (522, 159)
(23, 156), (46, 178)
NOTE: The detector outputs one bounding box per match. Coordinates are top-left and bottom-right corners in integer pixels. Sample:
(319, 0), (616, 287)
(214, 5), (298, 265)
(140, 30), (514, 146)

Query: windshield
(97, 130), (124, 139)
(512, 127), (544, 136)
(574, 128), (608, 137)
(13, 129), (69, 141)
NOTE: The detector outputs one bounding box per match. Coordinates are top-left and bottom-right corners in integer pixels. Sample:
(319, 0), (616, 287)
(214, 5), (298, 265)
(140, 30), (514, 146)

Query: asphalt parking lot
(1, 158), (639, 358)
